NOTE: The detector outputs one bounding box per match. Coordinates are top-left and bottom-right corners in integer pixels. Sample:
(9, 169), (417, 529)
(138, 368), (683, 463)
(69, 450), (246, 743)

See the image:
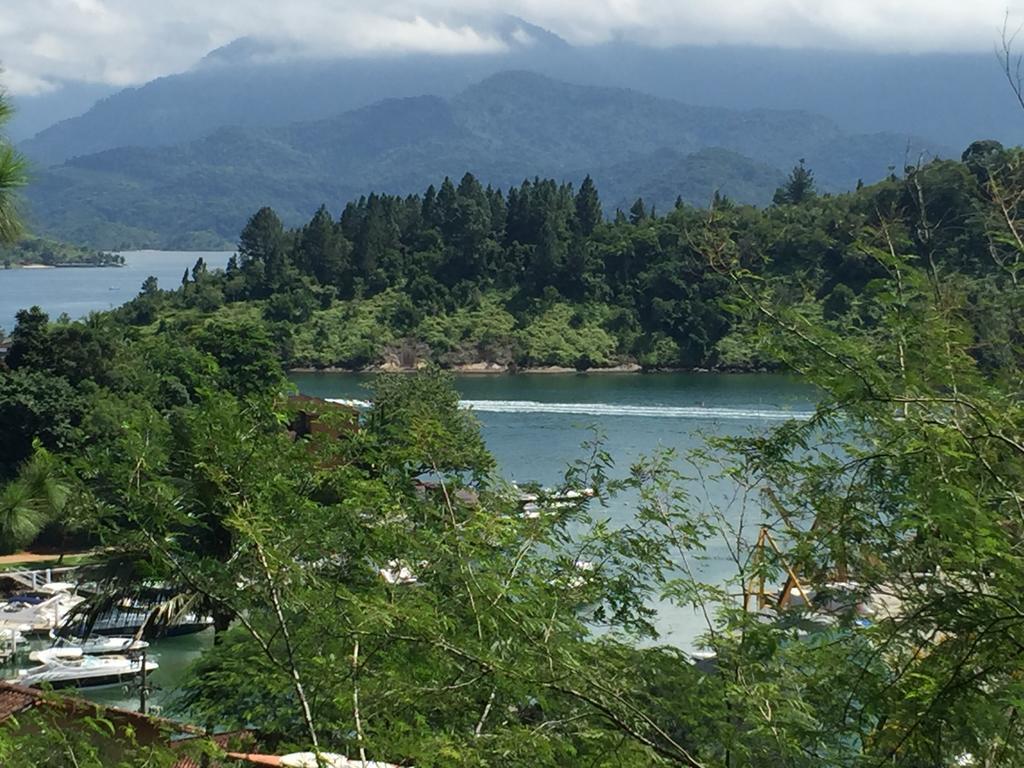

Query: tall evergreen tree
(773, 159), (817, 205)
(4, 307), (50, 372)
(435, 177), (458, 239)
(574, 175), (602, 236)
(421, 184), (439, 229)
(238, 207), (284, 265)
(486, 185), (507, 239)
(629, 197), (647, 225)
(299, 205), (352, 292)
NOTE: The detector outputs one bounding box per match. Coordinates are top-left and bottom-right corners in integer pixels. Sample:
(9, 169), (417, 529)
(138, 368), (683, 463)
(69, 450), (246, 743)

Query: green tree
(238, 206), (284, 265)
(0, 448), (70, 554)
(0, 90), (27, 243)
(0, 709), (179, 768)
(190, 317), (284, 397)
(575, 175), (602, 236)
(4, 306), (50, 370)
(773, 159), (817, 205)
(628, 197), (647, 225)
(0, 369), (85, 478)
(298, 204), (353, 292)
(669, 192), (1024, 765)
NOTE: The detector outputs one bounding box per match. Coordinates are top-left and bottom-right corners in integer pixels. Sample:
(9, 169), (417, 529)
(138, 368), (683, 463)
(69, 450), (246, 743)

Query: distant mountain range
(10, 16), (1014, 249)
(17, 19), (1015, 166)
(21, 71), (942, 249)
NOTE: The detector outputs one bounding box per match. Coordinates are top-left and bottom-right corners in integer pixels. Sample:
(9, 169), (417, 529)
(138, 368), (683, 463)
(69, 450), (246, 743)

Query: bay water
(293, 371), (818, 646)
(0, 252), (818, 712)
(0, 250), (233, 334)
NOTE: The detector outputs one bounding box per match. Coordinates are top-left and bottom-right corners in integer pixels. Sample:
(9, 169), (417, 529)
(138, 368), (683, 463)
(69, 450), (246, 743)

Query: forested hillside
(101, 141), (1019, 373)
(23, 72), (940, 249)
(0, 236), (122, 268)
(17, 29), (1014, 164)
(5, 89), (1024, 762)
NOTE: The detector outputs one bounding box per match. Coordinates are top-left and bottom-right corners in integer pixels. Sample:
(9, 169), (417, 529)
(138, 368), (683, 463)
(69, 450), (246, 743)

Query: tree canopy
(2, 138), (1024, 765)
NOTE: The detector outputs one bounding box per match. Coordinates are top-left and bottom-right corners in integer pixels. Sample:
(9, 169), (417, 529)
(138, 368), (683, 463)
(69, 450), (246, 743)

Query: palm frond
(0, 91), (13, 128)
(19, 450), (70, 515)
(141, 591), (203, 635)
(0, 143), (27, 244)
(0, 480), (47, 553)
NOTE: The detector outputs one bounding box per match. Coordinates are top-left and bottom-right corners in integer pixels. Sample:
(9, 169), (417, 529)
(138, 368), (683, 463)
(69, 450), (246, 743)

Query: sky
(2, 0), (1023, 95)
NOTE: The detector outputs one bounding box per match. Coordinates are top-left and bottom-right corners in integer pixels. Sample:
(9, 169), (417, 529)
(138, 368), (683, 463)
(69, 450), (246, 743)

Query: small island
(0, 236), (124, 268)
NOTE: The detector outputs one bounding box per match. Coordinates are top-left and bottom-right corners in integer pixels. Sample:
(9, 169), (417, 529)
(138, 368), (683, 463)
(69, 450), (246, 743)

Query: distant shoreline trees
(98, 146), (1022, 376)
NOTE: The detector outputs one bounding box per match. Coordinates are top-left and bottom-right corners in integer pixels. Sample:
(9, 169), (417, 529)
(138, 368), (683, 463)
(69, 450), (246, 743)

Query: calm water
(0, 250), (233, 333)
(0, 258), (817, 708)
(56, 374), (815, 712)
(292, 371), (819, 646)
(1, 631), (214, 716)
(292, 372), (817, 485)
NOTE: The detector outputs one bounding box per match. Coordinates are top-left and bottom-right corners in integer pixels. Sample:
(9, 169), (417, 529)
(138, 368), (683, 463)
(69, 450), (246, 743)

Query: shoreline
(9, 262), (123, 270)
(289, 363), (771, 376)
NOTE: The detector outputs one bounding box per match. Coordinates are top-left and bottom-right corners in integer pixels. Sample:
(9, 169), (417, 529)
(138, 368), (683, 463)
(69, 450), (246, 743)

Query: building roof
(0, 683), (38, 720)
(0, 681), (202, 732)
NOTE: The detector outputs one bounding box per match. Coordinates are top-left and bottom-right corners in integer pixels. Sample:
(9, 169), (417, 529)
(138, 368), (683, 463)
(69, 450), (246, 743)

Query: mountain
(19, 20), (576, 167)
(6, 81), (118, 143)
(22, 72), (940, 249)
(17, 29), (1013, 167)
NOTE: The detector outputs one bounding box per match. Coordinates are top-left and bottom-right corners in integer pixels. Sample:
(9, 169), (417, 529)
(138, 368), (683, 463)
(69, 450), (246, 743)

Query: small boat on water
(516, 485), (595, 518)
(0, 583), (85, 637)
(49, 632), (149, 656)
(56, 590), (214, 639)
(379, 560), (424, 586)
(58, 609), (213, 638)
(10, 647), (157, 690)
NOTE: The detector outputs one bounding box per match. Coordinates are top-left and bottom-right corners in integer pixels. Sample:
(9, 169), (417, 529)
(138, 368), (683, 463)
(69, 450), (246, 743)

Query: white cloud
(1, 0), (1022, 95)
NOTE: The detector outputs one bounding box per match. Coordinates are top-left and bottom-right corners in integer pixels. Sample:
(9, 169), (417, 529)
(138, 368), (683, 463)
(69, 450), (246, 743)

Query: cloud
(1, 0), (1023, 95)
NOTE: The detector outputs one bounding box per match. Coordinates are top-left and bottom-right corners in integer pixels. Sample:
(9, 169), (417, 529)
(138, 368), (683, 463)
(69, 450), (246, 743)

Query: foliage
(4, 134), (1024, 766)
(99, 149), (1023, 378)
(0, 236), (123, 269)
(0, 448), (70, 554)
(0, 709), (178, 768)
(0, 91), (26, 244)
(23, 72), (940, 249)
(519, 302), (618, 368)
(0, 367), (86, 479)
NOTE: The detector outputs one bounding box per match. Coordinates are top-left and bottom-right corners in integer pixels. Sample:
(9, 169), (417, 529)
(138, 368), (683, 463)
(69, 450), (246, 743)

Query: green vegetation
(0, 705), (182, 768)
(23, 72), (938, 249)
(0, 90), (27, 243)
(105, 144), (1022, 374)
(0, 236), (123, 268)
(3, 106), (1024, 762)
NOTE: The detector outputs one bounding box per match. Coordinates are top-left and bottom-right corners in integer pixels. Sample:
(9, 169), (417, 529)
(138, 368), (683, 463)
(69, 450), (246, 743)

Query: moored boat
(10, 648), (157, 690)
(0, 583), (85, 637)
(49, 633), (149, 656)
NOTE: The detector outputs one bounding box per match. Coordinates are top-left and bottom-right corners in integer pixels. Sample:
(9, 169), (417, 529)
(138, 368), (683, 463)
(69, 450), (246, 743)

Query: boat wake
(327, 398), (813, 422)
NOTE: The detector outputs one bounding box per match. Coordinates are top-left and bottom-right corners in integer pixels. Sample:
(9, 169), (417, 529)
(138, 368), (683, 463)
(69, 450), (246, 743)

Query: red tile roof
(0, 681), (200, 734)
(0, 683), (39, 720)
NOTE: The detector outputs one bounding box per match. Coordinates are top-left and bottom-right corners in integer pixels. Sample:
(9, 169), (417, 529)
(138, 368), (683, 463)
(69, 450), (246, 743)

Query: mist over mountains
(8, 16), (1015, 248)
(23, 70), (944, 249)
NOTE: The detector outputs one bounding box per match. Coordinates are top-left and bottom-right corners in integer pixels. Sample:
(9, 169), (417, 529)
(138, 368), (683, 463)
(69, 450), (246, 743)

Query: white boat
(11, 648), (157, 689)
(516, 485), (595, 518)
(280, 753), (402, 768)
(48, 634), (149, 656)
(0, 583), (85, 637)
